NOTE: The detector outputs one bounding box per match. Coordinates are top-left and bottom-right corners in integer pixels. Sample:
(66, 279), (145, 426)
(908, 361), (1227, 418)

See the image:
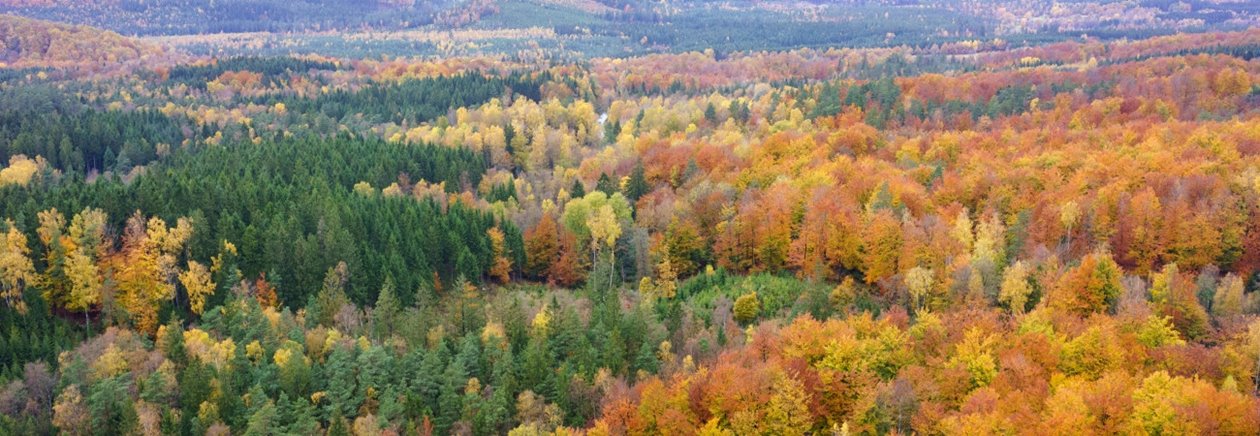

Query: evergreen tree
(436, 359), (467, 434)
(633, 339), (659, 376)
(603, 120), (621, 143)
(323, 344), (360, 421)
(596, 173), (617, 196)
(89, 376), (138, 434)
(623, 163), (649, 202)
(372, 277), (399, 340)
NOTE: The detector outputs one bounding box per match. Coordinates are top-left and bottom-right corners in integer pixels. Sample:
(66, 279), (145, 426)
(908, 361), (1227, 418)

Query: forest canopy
(3, 7), (1260, 436)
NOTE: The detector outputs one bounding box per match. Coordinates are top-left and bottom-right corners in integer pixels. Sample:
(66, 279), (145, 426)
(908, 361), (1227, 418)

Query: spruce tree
(623, 163), (649, 201)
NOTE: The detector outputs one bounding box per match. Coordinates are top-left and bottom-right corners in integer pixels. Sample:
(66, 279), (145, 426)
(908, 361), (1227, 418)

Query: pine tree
(373, 277), (400, 339)
(596, 173), (617, 195)
(633, 340), (659, 376)
(88, 375), (138, 434)
(324, 344), (360, 421)
(623, 162), (649, 202)
(313, 262), (351, 327)
(436, 359), (467, 435)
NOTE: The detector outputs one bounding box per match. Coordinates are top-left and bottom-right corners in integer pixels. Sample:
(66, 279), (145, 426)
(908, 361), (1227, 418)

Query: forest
(1, 6), (1260, 436)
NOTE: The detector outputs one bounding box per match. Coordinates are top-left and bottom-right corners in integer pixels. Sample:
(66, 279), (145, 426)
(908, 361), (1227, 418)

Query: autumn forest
(2, 1), (1260, 435)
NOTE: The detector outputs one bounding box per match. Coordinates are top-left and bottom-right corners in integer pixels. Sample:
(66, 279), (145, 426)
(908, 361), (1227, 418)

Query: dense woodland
(3, 12), (1260, 436)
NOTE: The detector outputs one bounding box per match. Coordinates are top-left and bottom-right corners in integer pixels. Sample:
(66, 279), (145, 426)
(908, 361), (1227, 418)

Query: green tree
(623, 162), (650, 202)
(436, 359), (468, 434)
(373, 278), (400, 339)
(324, 344), (360, 421)
(596, 173), (617, 196)
(88, 376), (138, 434)
(734, 292), (760, 325)
(1213, 273), (1246, 317)
(312, 262), (351, 327)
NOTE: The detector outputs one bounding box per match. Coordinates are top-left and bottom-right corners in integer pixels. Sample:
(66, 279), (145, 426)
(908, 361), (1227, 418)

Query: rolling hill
(0, 14), (164, 68)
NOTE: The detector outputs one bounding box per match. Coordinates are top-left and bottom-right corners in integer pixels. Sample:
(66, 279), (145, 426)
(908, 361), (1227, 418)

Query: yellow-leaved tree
(65, 208), (107, 327)
(36, 209), (69, 308)
(998, 260), (1032, 315)
(904, 266), (934, 313)
(0, 219), (36, 314)
(487, 227), (512, 284)
(112, 211), (192, 335)
(179, 260), (216, 315)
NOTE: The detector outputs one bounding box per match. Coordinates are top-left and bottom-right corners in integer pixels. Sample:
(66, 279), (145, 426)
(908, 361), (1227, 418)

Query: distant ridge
(0, 14), (163, 68)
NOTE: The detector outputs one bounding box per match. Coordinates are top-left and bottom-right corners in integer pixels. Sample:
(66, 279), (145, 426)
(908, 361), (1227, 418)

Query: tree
(324, 344), (360, 421)
(373, 278), (400, 339)
(312, 262), (351, 327)
(1051, 249), (1123, 315)
(67, 208), (107, 258)
(563, 191), (631, 252)
(596, 173), (617, 196)
(436, 360), (467, 434)
(179, 261), (215, 316)
(664, 218), (706, 278)
(862, 211), (902, 285)
(1149, 263), (1210, 340)
(998, 261), (1032, 315)
(253, 273), (279, 309)
(762, 373), (813, 434)
(830, 276), (858, 311)
(734, 292), (759, 325)
(586, 204), (622, 286)
(948, 328), (997, 390)
(653, 256), (678, 300)
(0, 219), (35, 314)
(52, 385), (89, 436)
(1124, 189), (1163, 275)
(88, 375), (138, 434)
(488, 227), (513, 284)
(64, 250), (102, 326)
(36, 209), (70, 308)
(549, 229), (585, 287)
(951, 209), (974, 252)
(623, 163), (649, 202)
(972, 213), (1006, 269)
(112, 212), (192, 335)
(63, 208), (108, 326)
(524, 212), (560, 280)
(1213, 273), (1245, 317)
(905, 266), (934, 313)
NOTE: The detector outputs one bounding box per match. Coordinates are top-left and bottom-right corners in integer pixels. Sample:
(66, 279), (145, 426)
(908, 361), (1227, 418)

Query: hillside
(4, 0), (1258, 59)
(0, 0), (448, 36)
(0, 14), (163, 68)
